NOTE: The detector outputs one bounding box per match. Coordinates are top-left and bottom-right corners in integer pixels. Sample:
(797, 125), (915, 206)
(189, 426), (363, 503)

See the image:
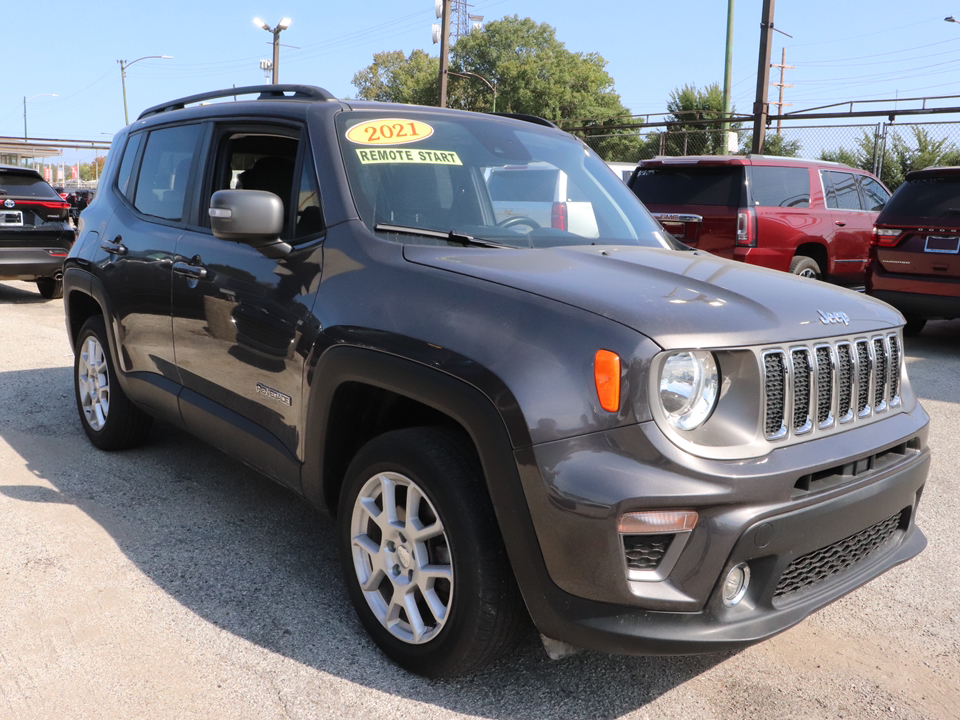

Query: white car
(485, 162), (599, 237)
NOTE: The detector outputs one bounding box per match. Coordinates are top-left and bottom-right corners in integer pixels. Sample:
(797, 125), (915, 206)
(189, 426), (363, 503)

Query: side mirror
(209, 189), (291, 259)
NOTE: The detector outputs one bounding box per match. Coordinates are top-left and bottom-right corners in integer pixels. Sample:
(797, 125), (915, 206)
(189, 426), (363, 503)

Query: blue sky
(5, 0), (960, 164)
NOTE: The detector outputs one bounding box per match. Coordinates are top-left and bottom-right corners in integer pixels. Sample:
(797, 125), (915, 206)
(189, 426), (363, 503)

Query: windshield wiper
(374, 223), (512, 249)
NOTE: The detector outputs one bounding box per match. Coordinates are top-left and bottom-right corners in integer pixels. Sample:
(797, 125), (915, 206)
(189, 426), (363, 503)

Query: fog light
(722, 563), (751, 606)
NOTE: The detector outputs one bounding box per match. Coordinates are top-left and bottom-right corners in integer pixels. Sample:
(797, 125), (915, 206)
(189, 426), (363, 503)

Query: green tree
(739, 132), (801, 157)
(350, 16), (647, 160)
(351, 49), (439, 106)
(662, 83), (740, 156)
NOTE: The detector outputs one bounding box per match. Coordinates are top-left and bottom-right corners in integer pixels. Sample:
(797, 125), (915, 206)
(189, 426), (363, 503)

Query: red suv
(628, 155), (891, 284)
(867, 166), (960, 335)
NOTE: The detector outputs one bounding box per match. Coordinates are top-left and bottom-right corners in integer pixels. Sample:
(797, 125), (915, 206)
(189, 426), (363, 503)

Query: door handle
(173, 261), (208, 280)
(835, 221), (846, 227)
(100, 235), (127, 255)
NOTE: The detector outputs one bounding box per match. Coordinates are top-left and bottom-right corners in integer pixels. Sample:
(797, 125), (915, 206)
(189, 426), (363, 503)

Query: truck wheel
(74, 316), (153, 450)
(790, 256), (822, 280)
(338, 427), (524, 678)
(903, 315), (927, 337)
(36, 277), (63, 299)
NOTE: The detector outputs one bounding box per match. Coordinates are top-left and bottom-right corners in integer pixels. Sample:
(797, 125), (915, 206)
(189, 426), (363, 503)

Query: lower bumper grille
(623, 534), (673, 571)
(773, 509), (905, 601)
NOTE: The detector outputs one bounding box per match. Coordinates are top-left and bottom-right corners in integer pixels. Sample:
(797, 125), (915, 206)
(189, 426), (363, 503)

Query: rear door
(628, 164), (744, 258)
(170, 122), (325, 490)
(821, 169), (886, 282)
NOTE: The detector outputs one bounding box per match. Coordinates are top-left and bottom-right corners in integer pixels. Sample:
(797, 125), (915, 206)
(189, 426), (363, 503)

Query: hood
(403, 244), (902, 349)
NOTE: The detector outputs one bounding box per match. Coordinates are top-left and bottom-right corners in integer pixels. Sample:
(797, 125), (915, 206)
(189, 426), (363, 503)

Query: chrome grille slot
(815, 345), (834, 428)
(791, 348), (813, 434)
(873, 336), (888, 413)
(763, 351), (787, 440)
(762, 333), (903, 442)
(856, 340), (871, 416)
(889, 336), (901, 404)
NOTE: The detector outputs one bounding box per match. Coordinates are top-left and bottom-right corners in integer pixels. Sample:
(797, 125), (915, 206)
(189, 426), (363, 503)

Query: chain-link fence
(577, 119), (960, 190)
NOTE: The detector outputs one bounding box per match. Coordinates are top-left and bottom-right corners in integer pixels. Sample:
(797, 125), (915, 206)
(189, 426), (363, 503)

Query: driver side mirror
(208, 189), (291, 259)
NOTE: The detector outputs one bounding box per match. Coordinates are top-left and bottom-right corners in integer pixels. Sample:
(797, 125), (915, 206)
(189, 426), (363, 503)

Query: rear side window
(116, 132), (144, 199)
(133, 124), (202, 221)
(0, 172), (61, 200)
(824, 171), (862, 210)
(881, 175), (960, 222)
(749, 166), (810, 208)
(630, 166), (746, 206)
(858, 176), (890, 212)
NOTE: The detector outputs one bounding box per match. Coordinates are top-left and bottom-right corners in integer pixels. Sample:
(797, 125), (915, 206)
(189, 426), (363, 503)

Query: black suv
(63, 86), (930, 677)
(1, 165), (75, 298)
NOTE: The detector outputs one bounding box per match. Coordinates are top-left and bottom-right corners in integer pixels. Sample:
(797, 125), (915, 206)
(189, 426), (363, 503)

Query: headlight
(658, 350), (719, 430)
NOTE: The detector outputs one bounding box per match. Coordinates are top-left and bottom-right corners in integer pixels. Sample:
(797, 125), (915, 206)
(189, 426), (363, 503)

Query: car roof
(639, 154), (857, 171)
(903, 166), (960, 181)
(0, 164), (44, 178)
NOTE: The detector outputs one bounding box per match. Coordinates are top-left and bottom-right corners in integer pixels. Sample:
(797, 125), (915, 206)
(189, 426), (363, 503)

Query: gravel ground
(0, 279), (957, 719)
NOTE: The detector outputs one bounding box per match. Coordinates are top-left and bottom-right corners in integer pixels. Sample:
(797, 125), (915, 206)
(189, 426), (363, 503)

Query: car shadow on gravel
(0, 365), (729, 719)
(0, 280), (50, 304)
(900, 319), (960, 405)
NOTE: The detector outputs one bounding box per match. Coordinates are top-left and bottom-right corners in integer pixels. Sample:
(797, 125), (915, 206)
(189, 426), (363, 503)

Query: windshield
(336, 111), (678, 250)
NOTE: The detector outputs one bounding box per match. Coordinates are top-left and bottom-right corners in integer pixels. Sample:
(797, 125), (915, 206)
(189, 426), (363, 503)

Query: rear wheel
(338, 427), (524, 678)
(790, 255), (822, 280)
(36, 277), (63, 299)
(74, 316), (152, 450)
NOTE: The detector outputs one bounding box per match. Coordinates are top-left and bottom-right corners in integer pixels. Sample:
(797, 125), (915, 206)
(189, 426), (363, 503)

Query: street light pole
(448, 71), (497, 112)
(254, 17), (292, 84)
(118, 55), (173, 125)
(24, 94), (58, 140)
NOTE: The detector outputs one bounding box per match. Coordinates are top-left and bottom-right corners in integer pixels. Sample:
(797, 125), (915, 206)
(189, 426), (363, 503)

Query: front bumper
(514, 406), (929, 655)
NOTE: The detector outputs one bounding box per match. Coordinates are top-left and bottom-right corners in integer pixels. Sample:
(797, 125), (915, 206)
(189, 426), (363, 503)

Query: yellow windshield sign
(356, 148), (462, 165)
(346, 119), (434, 145)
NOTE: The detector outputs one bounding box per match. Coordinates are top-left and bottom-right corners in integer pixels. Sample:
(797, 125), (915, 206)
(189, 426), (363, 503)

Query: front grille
(763, 333), (902, 441)
(774, 510), (904, 600)
(623, 534), (674, 571)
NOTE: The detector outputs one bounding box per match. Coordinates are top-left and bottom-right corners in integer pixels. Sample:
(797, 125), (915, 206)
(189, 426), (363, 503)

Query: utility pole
(750, 0), (776, 154)
(770, 48), (794, 136)
(438, 0), (452, 107)
(722, 0), (735, 153)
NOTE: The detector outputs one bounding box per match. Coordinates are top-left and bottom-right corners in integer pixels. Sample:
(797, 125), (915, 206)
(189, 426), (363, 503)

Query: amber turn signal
(594, 349), (621, 412)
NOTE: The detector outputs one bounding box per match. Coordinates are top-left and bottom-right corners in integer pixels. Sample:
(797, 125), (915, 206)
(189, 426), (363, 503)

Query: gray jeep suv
(63, 85), (929, 677)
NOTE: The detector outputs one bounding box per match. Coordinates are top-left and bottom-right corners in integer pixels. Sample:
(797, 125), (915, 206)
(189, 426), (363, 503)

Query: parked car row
(607, 155), (960, 335)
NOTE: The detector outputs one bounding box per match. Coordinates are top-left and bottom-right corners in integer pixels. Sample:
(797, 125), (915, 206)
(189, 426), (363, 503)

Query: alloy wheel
(77, 335), (110, 431)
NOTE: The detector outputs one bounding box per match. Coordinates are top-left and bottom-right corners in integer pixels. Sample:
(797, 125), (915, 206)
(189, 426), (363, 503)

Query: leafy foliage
(350, 16), (648, 161)
(661, 83), (741, 156)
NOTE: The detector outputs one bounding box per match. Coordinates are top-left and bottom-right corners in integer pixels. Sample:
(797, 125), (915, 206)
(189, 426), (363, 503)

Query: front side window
(337, 112), (675, 249)
(825, 171), (862, 210)
(749, 166), (810, 208)
(133, 124), (202, 221)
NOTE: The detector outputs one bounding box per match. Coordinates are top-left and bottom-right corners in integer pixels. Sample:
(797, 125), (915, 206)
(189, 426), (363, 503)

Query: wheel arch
(794, 242), (829, 277)
(301, 344), (531, 518)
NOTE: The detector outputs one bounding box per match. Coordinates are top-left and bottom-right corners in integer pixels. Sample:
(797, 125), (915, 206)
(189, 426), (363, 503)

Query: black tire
(36, 277), (63, 300)
(903, 315), (927, 337)
(74, 316), (153, 450)
(338, 427), (525, 678)
(790, 255), (822, 280)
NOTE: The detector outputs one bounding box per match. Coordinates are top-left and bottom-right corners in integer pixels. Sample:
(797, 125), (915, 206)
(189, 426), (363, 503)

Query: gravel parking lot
(1, 278), (957, 720)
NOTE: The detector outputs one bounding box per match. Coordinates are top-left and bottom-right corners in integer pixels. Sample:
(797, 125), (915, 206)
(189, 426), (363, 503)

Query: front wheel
(74, 316), (153, 450)
(790, 255), (822, 280)
(338, 427), (524, 677)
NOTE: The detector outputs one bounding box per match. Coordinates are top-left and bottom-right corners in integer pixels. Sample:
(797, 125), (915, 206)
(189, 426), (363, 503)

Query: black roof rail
(138, 84), (337, 121)
(489, 112), (560, 129)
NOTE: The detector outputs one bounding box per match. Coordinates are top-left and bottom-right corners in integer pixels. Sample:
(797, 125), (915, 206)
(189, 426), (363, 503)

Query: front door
(170, 124), (326, 489)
